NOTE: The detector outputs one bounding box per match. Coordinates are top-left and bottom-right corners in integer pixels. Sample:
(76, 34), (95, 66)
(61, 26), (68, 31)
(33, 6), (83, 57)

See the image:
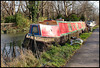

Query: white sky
(90, 1), (99, 9)
(90, 1), (99, 13)
(14, 1), (99, 12)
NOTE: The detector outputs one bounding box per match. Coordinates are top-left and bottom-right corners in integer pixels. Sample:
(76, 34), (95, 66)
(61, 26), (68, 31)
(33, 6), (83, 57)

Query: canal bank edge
(1, 27), (29, 34)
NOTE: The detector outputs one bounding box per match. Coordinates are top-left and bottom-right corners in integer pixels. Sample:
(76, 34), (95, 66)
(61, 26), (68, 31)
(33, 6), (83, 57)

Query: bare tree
(1, 1), (99, 23)
(12, 1), (15, 15)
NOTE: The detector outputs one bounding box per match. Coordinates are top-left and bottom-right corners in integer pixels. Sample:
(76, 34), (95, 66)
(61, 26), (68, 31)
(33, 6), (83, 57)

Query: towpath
(65, 27), (99, 67)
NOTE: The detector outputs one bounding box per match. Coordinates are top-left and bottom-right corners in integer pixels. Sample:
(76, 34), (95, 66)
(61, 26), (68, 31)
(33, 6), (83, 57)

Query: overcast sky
(90, 1), (99, 13)
(90, 1), (99, 9)
(14, 1), (99, 12)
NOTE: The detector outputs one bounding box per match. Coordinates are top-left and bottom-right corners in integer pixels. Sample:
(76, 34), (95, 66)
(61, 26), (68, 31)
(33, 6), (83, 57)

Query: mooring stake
(32, 32), (42, 65)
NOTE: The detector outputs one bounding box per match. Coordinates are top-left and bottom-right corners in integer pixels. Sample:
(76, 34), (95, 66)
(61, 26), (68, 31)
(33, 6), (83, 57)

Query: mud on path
(65, 27), (99, 67)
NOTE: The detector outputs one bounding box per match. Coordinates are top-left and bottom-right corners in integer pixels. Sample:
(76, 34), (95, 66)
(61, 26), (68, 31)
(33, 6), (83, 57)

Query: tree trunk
(12, 1), (15, 15)
(64, 1), (68, 17)
(41, 1), (43, 17)
(65, 7), (68, 17)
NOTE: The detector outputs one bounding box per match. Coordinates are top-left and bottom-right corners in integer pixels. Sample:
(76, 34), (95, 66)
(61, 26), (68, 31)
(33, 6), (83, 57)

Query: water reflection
(1, 33), (26, 62)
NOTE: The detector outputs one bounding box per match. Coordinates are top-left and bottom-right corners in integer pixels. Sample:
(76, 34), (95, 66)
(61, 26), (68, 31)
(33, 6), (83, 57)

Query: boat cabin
(28, 20), (86, 37)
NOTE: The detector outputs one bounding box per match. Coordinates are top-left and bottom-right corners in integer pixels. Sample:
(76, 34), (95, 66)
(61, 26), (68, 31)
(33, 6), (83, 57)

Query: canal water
(1, 33), (26, 61)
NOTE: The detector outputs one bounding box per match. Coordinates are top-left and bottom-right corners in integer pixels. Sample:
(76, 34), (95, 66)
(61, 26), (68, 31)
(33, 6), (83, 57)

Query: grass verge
(80, 25), (99, 41)
(41, 43), (81, 67)
(93, 25), (99, 31)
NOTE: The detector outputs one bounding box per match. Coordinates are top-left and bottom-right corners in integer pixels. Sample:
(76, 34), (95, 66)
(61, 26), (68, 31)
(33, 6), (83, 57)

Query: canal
(1, 33), (26, 61)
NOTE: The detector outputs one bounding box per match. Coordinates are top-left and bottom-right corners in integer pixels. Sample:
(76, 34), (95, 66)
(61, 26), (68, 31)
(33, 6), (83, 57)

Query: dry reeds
(1, 49), (40, 67)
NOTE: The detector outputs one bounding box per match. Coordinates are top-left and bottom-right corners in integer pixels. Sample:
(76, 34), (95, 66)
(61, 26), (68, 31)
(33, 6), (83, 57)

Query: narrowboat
(22, 19), (86, 51)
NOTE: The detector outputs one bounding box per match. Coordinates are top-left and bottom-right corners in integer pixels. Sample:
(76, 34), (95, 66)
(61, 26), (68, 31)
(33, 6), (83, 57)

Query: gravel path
(65, 27), (99, 67)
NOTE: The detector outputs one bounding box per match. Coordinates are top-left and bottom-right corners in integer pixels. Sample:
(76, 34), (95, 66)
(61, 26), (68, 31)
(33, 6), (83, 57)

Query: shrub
(38, 17), (47, 22)
(56, 14), (80, 21)
(15, 13), (32, 28)
(5, 15), (16, 23)
(55, 14), (62, 19)
(80, 14), (85, 21)
(4, 13), (32, 28)
(67, 14), (80, 21)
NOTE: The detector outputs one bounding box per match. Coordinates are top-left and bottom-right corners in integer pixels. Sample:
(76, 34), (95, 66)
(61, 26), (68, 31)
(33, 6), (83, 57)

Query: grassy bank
(1, 43), (81, 67)
(80, 25), (99, 41)
(1, 25), (99, 67)
(92, 25), (99, 31)
(41, 43), (80, 67)
(80, 32), (92, 41)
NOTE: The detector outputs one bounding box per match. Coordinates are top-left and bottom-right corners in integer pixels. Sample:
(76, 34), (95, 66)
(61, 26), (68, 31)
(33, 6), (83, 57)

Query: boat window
(73, 24), (75, 29)
(68, 24), (72, 31)
(32, 26), (38, 33)
(76, 24), (79, 29)
(81, 23), (83, 28)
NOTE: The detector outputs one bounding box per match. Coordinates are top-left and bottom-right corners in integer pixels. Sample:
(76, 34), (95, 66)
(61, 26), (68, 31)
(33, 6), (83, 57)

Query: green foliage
(41, 46), (65, 67)
(93, 25), (99, 31)
(5, 15), (16, 23)
(3, 13), (32, 29)
(1, 30), (4, 34)
(67, 14), (80, 21)
(56, 14), (62, 19)
(15, 13), (32, 28)
(80, 14), (85, 21)
(1, 17), (5, 23)
(41, 43), (81, 67)
(80, 32), (92, 40)
(55, 14), (80, 21)
(38, 17), (47, 22)
(15, 13), (24, 27)
(28, 1), (40, 22)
